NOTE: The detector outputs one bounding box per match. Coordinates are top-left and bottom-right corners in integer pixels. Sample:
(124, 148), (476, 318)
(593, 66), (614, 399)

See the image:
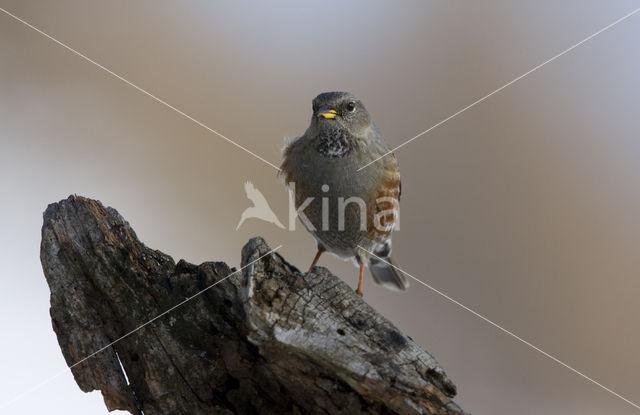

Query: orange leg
(356, 261), (364, 297)
(308, 247), (325, 272)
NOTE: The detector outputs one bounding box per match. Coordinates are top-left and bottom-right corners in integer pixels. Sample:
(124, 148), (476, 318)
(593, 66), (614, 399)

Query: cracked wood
(40, 195), (467, 415)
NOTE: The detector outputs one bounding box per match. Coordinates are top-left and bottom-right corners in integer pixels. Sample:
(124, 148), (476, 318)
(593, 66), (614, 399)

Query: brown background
(1, 1), (639, 414)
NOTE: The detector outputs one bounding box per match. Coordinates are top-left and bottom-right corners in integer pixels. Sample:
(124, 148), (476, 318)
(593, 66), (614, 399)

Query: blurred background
(1, 1), (639, 414)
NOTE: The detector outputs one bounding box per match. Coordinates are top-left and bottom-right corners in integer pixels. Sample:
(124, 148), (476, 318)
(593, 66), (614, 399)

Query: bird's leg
(307, 247), (325, 272)
(356, 261), (364, 297)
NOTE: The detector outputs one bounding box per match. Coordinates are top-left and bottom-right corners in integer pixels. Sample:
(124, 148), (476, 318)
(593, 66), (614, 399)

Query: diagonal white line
(358, 6), (640, 171)
(358, 245), (640, 411)
(0, 7), (282, 172)
(0, 245), (282, 410)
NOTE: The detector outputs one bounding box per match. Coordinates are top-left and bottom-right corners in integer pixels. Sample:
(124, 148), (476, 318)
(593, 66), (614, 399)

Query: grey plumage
(280, 91), (408, 293)
(369, 255), (408, 292)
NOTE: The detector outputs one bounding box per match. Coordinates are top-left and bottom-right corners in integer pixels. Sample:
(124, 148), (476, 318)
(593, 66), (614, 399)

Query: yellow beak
(318, 109), (338, 119)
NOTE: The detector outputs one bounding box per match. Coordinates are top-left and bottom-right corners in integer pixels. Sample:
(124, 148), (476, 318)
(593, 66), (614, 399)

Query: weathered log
(40, 195), (467, 415)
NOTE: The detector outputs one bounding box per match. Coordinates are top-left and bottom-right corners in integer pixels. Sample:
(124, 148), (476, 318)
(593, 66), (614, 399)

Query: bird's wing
(244, 181), (256, 194)
(245, 181), (270, 206)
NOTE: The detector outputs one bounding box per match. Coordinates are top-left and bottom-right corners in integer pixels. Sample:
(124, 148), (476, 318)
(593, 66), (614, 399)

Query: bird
(236, 181), (285, 230)
(280, 91), (408, 296)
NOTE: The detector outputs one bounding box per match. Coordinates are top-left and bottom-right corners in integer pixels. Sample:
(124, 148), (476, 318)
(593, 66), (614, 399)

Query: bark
(40, 195), (467, 415)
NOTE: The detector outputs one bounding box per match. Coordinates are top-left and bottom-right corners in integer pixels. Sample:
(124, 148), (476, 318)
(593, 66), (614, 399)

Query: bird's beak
(317, 106), (338, 119)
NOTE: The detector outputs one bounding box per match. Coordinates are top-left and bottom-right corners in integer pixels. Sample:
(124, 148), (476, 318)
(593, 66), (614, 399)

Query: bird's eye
(346, 101), (356, 112)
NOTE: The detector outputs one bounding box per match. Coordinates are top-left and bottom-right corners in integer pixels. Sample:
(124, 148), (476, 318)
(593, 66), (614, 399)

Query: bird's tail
(369, 255), (409, 291)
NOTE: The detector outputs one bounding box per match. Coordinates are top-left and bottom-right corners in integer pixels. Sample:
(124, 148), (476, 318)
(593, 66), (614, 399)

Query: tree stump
(40, 195), (467, 415)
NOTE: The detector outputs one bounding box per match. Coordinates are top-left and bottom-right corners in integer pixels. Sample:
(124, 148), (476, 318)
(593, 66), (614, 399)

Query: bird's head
(310, 91), (371, 135)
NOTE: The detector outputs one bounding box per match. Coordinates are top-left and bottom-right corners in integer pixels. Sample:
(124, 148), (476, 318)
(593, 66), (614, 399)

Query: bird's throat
(316, 127), (355, 158)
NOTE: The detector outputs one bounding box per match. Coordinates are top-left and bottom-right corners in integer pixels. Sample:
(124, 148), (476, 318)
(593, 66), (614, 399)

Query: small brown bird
(280, 92), (408, 295)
